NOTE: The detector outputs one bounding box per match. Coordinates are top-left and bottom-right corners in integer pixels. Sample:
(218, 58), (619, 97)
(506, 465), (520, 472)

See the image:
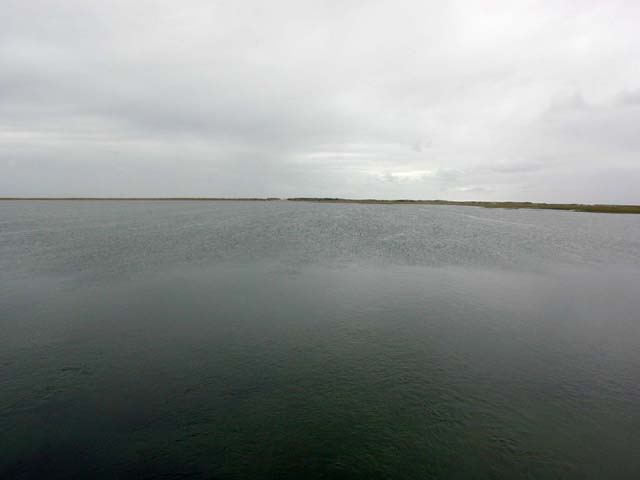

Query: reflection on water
(1, 201), (639, 479)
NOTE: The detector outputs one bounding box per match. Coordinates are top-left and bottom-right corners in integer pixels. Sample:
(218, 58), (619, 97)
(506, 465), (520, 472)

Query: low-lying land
(2, 197), (639, 213)
(287, 198), (640, 214)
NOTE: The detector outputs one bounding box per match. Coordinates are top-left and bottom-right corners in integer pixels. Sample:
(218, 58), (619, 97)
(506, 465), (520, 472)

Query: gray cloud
(1, 0), (640, 202)
(615, 89), (640, 107)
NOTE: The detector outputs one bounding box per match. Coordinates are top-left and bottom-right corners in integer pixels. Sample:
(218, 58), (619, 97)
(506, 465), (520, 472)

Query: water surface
(1, 201), (639, 478)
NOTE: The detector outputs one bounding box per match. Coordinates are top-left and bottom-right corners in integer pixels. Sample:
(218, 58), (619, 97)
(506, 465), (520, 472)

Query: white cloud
(1, 0), (639, 202)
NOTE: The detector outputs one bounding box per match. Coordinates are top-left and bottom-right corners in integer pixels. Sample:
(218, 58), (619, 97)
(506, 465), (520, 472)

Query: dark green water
(1, 201), (639, 479)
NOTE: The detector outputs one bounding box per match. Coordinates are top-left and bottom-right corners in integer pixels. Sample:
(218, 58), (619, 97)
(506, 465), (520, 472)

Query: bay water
(1, 201), (639, 478)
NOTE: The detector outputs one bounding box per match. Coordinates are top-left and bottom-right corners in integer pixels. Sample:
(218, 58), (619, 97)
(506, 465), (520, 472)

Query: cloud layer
(1, 0), (639, 201)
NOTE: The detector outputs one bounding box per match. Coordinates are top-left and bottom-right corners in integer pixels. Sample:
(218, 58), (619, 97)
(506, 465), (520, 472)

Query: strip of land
(288, 198), (640, 214)
(1, 197), (639, 213)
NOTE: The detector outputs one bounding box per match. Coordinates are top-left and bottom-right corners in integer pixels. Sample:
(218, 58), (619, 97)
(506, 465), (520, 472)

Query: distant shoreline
(1, 197), (639, 214)
(0, 197), (282, 202)
(288, 198), (640, 214)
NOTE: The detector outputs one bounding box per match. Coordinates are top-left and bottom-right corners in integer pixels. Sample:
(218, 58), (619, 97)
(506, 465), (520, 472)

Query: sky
(1, 0), (639, 202)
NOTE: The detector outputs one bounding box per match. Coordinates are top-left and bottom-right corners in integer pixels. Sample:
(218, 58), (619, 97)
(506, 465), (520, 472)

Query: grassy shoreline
(288, 198), (640, 214)
(1, 197), (639, 213)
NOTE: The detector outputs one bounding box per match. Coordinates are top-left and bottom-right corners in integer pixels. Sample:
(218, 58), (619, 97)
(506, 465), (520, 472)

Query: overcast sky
(1, 0), (639, 201)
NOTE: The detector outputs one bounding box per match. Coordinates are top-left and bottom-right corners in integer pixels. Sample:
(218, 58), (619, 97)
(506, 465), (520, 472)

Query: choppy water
(1, 200), (639, 479)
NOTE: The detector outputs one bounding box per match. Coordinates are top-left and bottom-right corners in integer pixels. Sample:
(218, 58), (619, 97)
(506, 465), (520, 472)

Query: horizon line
(1, 197), (639, 209)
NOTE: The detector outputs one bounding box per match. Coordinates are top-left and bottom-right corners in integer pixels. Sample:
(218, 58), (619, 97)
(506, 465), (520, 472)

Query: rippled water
(1, 201), (639, 479)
